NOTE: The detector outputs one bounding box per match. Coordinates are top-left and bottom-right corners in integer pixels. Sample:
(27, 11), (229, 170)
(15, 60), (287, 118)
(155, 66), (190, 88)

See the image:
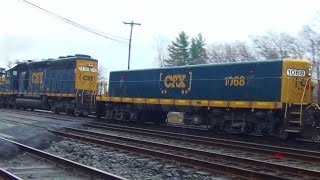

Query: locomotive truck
(96, 58), (320, 139)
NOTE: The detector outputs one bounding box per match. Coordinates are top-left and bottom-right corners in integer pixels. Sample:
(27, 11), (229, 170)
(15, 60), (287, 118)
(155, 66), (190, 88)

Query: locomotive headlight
(307, 68), (312, 77)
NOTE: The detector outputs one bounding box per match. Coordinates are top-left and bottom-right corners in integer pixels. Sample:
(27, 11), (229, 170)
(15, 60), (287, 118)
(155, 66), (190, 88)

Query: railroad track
(0, 136), (125, 180)
(86, 122), (320, 162)
(0, 108), (94, 132)
(50, 124), (320, 179)
(1, 109), (320, 178)
(0, 168), (21, 180)
(3, 108), (320, 146)
(0, 109), (91, 123)
(2, 108), (318, 161)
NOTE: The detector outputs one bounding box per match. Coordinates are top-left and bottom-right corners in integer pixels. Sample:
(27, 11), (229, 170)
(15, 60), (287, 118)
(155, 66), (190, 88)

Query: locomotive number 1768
(224, 76), (246, 87)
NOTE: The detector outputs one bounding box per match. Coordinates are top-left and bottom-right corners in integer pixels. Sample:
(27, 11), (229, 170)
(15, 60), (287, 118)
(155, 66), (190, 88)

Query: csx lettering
(164, 74), (186, 88)
(83, 76), (94, 81)
(31, 72), (44, 85)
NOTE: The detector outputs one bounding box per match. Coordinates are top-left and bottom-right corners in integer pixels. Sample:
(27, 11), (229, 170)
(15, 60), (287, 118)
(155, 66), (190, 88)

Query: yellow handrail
(284, 77), (290, 119)
(299, 77), (311, 126)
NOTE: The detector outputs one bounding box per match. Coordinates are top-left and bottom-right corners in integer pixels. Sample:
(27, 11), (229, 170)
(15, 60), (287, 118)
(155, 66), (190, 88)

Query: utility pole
(123, 21), (141, 70)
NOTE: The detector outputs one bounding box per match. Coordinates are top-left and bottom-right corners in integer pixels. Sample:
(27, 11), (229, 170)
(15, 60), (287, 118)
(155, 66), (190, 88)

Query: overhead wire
(17, 0), (129, 44)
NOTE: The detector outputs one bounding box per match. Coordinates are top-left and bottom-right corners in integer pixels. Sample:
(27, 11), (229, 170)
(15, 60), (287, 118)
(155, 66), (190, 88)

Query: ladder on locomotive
(284, 77), (311, 134)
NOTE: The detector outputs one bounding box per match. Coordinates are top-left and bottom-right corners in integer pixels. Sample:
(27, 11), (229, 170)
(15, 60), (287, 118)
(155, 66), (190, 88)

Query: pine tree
(190, 34), (208, 65)
(189, 38), (198, 65)
(164, 31), (190, 66)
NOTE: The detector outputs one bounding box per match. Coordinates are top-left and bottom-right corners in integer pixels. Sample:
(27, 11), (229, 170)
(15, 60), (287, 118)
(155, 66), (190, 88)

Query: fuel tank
(15, 98), (47, 110)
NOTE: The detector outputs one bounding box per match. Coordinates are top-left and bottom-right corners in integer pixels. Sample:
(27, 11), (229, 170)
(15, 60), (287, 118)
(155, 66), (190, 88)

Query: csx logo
(83, 76), (94, 81)
(164, 74), (186, 88)
(31, 72), (44, 85)
(160, 72), (192, 95)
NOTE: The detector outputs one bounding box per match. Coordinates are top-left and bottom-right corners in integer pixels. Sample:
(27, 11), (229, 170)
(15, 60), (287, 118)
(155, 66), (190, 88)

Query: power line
(17, 0), (128, 44)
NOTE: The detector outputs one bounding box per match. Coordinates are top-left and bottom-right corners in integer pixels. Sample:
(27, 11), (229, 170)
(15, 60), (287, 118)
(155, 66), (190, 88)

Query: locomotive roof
(111, 58), (310, 73)
(11, 54), (97, 69)
(31, 54), (97, 63)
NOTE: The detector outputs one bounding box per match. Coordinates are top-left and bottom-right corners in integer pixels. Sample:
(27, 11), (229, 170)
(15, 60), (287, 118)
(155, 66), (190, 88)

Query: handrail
(75, 89), (79, 102)
(299, 77), (311, 126)
(284, 77), (290, 119)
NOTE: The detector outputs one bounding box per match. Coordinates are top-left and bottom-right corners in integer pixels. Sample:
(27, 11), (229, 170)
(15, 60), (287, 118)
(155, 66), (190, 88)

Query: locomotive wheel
(79, 113), (88, 117)
(53, 107), (60, 114)
(66, 109), (75, 116)
(153, 112), (167, 125)
(140, 111), (149, 123)
(136, 111), (151, 123)
(209, 117), (220, 131)
(221, 121), (232, 133)
(276, 125), (287, 139)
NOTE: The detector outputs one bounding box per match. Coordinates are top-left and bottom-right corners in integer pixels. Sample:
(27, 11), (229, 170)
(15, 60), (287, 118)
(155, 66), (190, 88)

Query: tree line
(156, 17), (320, 67)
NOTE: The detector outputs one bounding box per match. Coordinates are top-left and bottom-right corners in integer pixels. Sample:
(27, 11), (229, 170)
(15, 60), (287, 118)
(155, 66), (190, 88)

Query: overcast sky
(0, 0), (320, 75)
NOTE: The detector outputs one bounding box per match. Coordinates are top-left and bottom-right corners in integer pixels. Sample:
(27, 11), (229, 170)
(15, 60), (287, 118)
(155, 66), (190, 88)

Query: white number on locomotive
(286, 69), (305, 77)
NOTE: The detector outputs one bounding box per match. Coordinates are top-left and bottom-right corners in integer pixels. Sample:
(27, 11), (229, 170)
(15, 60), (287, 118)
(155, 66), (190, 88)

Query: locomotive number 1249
(224, 76), (246, 87)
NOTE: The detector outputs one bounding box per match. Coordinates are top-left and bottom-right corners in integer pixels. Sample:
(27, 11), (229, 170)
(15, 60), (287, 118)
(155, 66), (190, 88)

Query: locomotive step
(289, 120), (300, 124)
(284, 127), (301, 133)
(293, 103), (308, 105)
(290, 112), (301, 115)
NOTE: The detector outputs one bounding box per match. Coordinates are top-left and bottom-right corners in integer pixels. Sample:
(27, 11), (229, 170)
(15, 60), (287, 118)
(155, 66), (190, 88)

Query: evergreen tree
(189, 38), (198, 65)
(190, 34), (208, 64)
(164, 31), (190, 66)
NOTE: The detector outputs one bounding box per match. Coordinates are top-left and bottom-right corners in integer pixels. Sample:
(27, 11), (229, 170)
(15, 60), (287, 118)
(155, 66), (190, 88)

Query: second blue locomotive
(98, 58), (319, 139)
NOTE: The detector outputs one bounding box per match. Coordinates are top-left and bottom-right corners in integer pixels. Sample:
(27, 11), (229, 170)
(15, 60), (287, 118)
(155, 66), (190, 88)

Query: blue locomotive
(97, 59), (320, 139)
(0, 55), (98, 116)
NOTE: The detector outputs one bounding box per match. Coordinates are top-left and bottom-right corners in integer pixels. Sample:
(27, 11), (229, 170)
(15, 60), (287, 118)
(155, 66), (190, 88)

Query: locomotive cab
(5, 63), (30, 92)
(280, 59), (319, 139)
(281, 59), (312, 104)
(0, 68), (6, 85)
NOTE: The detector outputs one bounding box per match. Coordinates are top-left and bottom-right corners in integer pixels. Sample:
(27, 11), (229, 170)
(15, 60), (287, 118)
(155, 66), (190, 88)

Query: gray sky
(1, 0), (320, 75)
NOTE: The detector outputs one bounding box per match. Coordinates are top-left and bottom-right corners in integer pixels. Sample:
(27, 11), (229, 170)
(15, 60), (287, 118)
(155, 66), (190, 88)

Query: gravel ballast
(46, 140), (224, 180)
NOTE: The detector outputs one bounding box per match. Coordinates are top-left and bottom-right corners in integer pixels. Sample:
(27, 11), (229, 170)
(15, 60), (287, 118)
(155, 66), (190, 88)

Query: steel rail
(63, 127), (320, 179)
(0, 137), (126, 180)
(0, 168), (22, 180)
(51, 129), (304, 180)
(86, 122), (320, 162)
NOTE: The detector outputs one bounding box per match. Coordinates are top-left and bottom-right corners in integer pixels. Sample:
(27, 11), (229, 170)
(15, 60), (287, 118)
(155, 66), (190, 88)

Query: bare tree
(250, 31), (304, 59)
(98, 64), (107, 81)
(207, 41), (256, 63)
(207, 43), (226, 63)
(299, 25), (320, 60)
(299, 25), (320, 80)
(153, 35), (169, 67)
(234, 41), (257, 61)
